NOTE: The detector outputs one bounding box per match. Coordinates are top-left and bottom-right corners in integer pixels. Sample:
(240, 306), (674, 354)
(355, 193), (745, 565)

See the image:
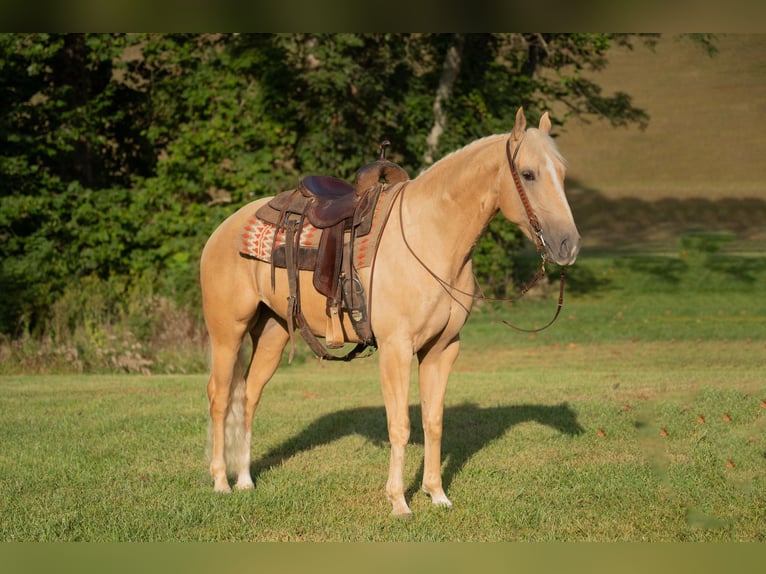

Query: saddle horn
(355, 140), (409, 192)
(379, 140), (391, 160)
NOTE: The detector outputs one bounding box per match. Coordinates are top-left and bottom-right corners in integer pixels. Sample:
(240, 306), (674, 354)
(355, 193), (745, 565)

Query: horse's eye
(521, 170), (535, 182)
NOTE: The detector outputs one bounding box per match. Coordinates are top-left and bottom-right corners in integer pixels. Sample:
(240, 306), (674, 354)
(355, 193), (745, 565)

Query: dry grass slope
(554, 34), (766, 252)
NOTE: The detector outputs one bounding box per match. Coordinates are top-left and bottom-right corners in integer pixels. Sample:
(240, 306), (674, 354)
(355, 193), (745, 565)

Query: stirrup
(325, 305), (345, 348)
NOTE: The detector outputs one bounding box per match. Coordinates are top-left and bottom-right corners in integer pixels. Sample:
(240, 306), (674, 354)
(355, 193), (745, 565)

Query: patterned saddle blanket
(239, 182), (400, 272)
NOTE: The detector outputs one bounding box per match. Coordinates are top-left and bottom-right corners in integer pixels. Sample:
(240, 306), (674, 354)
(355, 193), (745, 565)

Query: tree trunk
(423, 35), (464, 165)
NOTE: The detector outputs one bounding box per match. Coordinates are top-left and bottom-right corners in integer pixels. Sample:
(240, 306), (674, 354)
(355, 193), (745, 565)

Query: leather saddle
(254, 144), (408, 361)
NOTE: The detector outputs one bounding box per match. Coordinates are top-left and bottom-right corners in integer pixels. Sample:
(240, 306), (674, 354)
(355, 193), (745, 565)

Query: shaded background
(555, 34), (766, 253)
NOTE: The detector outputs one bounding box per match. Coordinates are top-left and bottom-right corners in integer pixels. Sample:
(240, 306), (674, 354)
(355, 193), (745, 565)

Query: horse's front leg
(417, 335), (461, 508)
(378, 341), (415, 517)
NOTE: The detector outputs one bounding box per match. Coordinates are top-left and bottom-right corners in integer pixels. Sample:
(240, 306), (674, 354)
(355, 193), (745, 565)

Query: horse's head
(498, 108), (581, 266)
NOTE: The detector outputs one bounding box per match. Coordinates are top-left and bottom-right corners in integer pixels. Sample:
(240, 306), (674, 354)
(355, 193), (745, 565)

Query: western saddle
(253, 142), (409, 361)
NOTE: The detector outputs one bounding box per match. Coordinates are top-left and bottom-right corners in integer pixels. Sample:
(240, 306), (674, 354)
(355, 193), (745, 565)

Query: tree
(0, 33), (145, 333)
(0, 33), (709, 338)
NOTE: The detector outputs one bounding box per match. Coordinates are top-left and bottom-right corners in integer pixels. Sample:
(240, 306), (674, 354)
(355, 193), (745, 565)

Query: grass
(1, 249), (764, 541)
(0, 344), (763, 541)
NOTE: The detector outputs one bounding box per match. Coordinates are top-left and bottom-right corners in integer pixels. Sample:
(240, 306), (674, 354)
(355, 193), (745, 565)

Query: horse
(200, 107), (580, 517)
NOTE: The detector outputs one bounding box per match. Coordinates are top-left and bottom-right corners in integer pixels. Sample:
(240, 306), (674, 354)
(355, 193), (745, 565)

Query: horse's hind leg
(207, 319), (249, 493)
(231, 309), (289, 491)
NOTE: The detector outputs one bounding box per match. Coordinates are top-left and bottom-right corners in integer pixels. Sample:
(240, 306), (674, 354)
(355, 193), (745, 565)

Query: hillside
(554, 34), (766, 251)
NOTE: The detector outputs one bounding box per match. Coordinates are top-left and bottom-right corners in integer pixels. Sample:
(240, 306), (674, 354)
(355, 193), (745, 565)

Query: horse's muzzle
(550, 234), (580, 266)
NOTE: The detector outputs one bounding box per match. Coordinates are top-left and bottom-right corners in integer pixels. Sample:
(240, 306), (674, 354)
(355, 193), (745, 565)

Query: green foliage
(0, 33), (676, 367)
(678, 229), (735, 257)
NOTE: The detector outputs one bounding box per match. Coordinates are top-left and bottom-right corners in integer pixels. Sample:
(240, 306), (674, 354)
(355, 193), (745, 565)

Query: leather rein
(398, 133), (566, 333)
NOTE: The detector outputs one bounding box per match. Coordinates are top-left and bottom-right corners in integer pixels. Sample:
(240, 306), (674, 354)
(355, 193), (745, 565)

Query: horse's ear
(539, 112), (552, 134)
(512, 107), (527, 140)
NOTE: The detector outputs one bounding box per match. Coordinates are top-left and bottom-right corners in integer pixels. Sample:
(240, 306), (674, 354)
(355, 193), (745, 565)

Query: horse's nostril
(557, 237), (580, 264)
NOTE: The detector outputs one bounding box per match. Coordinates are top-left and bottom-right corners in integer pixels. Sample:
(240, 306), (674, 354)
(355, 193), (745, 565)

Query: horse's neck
(404, 135), (505, 275)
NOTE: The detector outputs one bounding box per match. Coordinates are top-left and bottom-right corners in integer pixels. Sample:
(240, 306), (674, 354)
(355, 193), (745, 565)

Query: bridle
(502, 133), (566, 332)
(506, 134), (547, 255)
(398, 132), (566, 333)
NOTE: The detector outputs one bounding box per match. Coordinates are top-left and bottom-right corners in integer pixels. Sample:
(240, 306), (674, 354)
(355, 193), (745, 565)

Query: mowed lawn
(1, 271), (764, 541)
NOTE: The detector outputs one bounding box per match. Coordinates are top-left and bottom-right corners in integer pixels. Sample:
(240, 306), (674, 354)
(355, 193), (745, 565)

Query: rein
(398, 134), (566, 333)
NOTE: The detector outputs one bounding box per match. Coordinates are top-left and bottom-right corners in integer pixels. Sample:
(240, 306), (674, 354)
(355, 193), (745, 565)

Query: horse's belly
(252, 262), (366, 343)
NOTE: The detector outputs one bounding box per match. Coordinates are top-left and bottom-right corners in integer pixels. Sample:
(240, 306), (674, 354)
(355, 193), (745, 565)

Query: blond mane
(417, 133), (507, 178)
(418, 127), (566, 182)
(523, 128), (567, 167)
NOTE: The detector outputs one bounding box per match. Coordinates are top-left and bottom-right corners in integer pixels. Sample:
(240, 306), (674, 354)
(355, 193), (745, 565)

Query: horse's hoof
(391, 509), (414, 520)
(423, 487), (453, 508)
(389, 497), (413, 518)
(235, 474), (255, 490)
(213, 479), (232, 494)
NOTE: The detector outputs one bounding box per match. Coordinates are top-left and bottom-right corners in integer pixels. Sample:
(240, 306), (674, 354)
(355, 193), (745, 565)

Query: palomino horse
(200, 107), (580, 516)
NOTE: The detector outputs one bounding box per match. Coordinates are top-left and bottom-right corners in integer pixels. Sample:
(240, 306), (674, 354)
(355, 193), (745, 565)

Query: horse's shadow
(250, 401), (584, 497)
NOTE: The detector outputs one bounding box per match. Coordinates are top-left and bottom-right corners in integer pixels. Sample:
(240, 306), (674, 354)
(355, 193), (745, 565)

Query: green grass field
(1, 250), (764, 541)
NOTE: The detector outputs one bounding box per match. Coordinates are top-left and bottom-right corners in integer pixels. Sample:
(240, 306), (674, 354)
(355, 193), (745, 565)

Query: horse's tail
(207, 356), (248, 474)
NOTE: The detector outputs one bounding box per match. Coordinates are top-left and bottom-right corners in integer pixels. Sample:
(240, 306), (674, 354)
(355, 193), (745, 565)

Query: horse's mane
(417, 128), (566, 180)
(523, 128), (568, 167)
(417, 133), (506, 178)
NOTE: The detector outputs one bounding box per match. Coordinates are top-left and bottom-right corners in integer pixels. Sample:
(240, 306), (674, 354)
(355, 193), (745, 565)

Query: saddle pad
(240, 217), (320, 262)
(239, 184), (400, 270)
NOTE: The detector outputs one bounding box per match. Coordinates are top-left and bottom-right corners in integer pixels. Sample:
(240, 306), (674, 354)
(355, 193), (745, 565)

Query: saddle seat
(301, 174), (357, 198)
(300, 175), (360, 228)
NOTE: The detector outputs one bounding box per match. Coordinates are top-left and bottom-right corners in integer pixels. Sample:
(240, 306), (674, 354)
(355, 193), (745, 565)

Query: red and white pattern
(239, 187), (399, 269)
(240, 216), (320, 262)
(354, 194), (388, 269)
